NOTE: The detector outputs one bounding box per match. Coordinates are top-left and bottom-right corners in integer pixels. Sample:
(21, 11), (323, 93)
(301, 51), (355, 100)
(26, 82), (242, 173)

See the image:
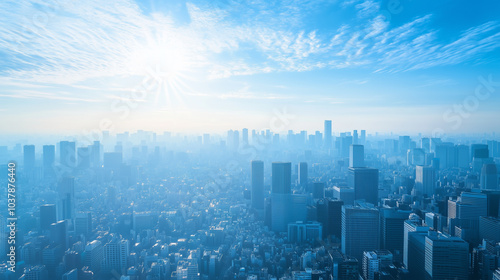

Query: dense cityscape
(1, 122), (499, 280)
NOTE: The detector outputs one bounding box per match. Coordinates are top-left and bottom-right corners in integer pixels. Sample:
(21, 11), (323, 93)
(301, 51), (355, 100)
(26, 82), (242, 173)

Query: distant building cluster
(0, 122), (499, 279)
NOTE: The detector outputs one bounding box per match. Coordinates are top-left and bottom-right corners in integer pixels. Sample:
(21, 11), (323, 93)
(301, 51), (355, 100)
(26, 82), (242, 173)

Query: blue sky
(1, 0), (499, 136)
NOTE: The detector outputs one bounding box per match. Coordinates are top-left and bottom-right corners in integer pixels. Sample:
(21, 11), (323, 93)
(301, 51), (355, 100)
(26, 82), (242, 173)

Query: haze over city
(1, 1), (500, 280)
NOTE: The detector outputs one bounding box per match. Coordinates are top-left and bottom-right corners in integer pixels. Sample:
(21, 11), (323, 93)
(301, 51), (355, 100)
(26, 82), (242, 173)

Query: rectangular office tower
(298, 162), (308, 188)
(349, 144), (364, 168)
(271, 162), (292, 232)
(59, 141), (76, 168)
(324, 120), (332, 148)
(341, 205), (380, 264)
(415, 166), (436, 197)
(348, 167), (379, 205)
(272, 162), (291, 194)
(424, 232), (469, 280)
(43, 145), (55, 178)
(23, 144), (35, 178)
(251, 160), (264, 210)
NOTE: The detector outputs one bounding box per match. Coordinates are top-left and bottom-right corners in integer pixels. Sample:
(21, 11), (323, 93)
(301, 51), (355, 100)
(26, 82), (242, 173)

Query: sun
(129, 35), (192, 108)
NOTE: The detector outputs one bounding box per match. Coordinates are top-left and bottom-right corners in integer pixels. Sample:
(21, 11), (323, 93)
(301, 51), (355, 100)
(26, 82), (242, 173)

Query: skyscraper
(23, 144), (35, 178)
(481, 163), (498, 190)
(298, 162), (308, 188)
(251, 160), (264, 210)
(348, 167), (379, 205)
(353, 130), (358, 145)
(43, 145), (55, 178)
(341, 204), (380, 263)
(415, 166), (436, 196)
(40, 204), (57, 231)
(58, 177), (75, 221)
(59, 141), (76, 169)
(324, 120), (332, 149)
(271, 162), (292, 232)
(272, 162), (291, 194)
(404, 215), (429, 279)
(242, 128), (249, 145)
(349, 144), (364, 168)
(90, 141), (100, 168)
(380, 207), (411, 263)
(424, 232), (469, 280)
(360, 130), (366, 145)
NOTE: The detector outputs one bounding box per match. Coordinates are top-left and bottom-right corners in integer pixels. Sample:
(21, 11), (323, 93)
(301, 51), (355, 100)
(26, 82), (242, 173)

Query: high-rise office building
(298, 162), (308, 188)
(103, 238), (129, 274)
(251, 160), (264, 210)
(380, 207), (411, 263)
(59, 141), (76, 169)
(324, 120), (332, 148)
(75, 212), (92, 237)
(348, 167), (379, 205)
(272, 162), (291, 194)
(353, 130), (358, 145)
(404, 215), (429, 279)
(43, 145), (55, 178)
(349, 144), (364, 168)
(362, 250), (393, 280)
(415, 166), (436, 197)
(58, 177), (75, 221)
(341, 204), (380, 263)
(242, 128), (249, 145)
(271, 162), (292, 232)
(360, 130), (366, 145)
(90, 141), (100, 168)
(424, 232), (469, 280)
(479, 216), (500, 243)
(40, 204), (57, 231)
(50, 220), (68, 249)
(77, 147), (90, 169)
(456, 145), (470, 168)
(312, 182), (324, 199)
(23, 144), (35, 177)
(481, 163), (498, 190)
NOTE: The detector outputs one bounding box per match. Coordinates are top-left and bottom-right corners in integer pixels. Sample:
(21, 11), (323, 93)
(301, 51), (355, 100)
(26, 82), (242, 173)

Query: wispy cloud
(0, 0), (499, 88)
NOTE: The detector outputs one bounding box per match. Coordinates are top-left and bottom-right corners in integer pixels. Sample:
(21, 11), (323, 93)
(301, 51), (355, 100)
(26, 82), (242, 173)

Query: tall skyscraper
(312, 182), (324, 199)
(353, 130), (358, 145)
(77, 147), (90, 169)
(415, 166), (436, 196)
(379, 207), (411, 263)
(404, 215), (429, 279)
(349, 144), (364, 168)
(251, 160), (264, 210)
(59, 141), (76, 169)
(242, 128), (249, 145)
(481, 163), (498, 190)
(341, 204), (380, 263)
(271, 162), (292, 232)
(58, 177), (75, 221)
(360, 130), (366, 145)
(324, 120), (332, 148)
(40, 204), (57, 231)
(348, 167), (379, 205)
(272, 162), (291, 194)
(424, 232), (469, 280)
(298, 162), (308, 188)
(23, 144), (35, 178)
(90, 141), (100, 168)
(43, 145), (55, 178)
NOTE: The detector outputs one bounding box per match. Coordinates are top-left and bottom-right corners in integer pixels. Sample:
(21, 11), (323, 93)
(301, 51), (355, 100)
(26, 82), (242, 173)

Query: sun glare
(129, 37), (192, 109)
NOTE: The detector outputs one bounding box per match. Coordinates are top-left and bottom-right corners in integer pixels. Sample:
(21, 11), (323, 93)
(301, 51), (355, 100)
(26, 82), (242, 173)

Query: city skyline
(1, 0), (500, 134)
